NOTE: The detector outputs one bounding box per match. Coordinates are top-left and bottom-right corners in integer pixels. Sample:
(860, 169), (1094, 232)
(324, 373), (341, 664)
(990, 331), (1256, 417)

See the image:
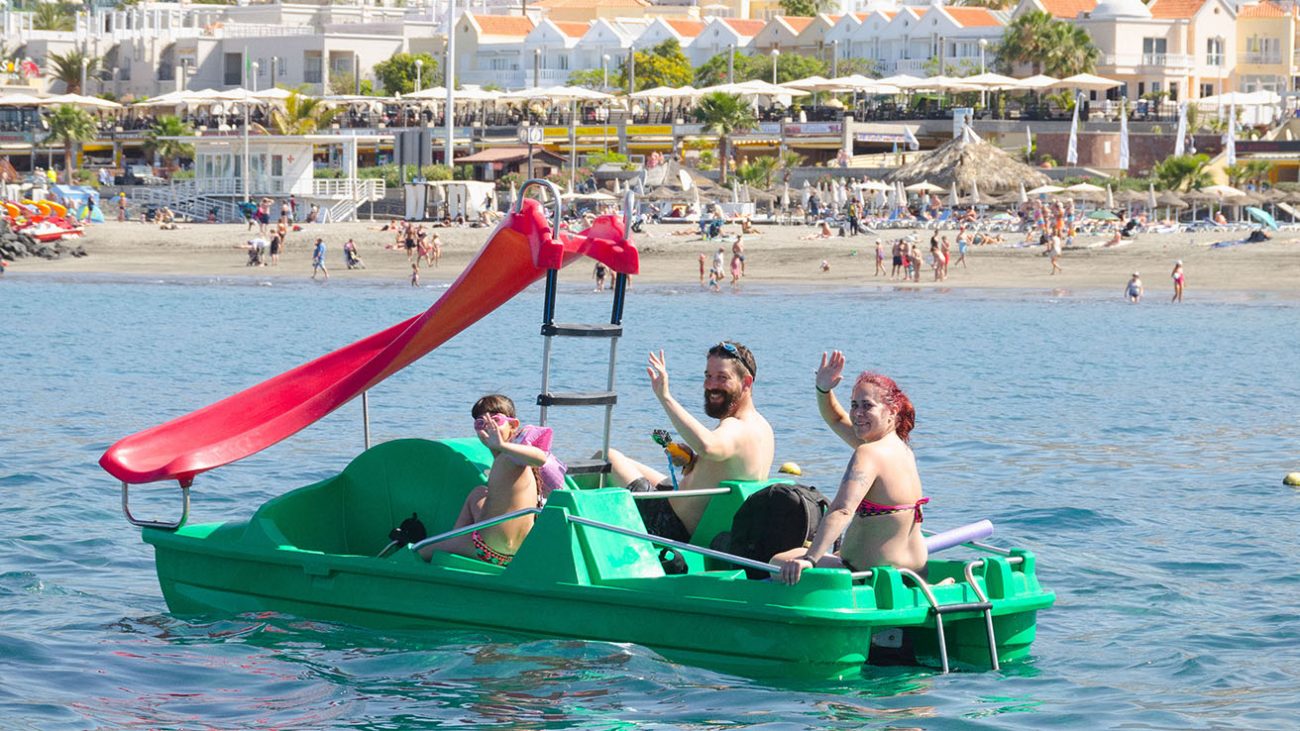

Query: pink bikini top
(855, 496), (929, 523)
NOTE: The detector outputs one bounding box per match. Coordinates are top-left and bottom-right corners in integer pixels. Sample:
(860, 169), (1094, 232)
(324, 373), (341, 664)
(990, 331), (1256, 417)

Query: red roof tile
(721, 18), (766, 36)
(778, 15), (814, 32)
(1037, 0), (1097, 18)
(1148, 0), (1206, 18)
(472, 14), (534, 36)
(944, 7), (1005, 26)
(553, 21), (590, 37)
(665, 19), (706, 37)
(1238, 0), (1293, 16)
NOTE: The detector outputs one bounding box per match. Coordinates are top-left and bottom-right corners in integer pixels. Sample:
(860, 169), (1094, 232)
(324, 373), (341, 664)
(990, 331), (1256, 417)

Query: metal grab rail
(630, 488), (730, 500)
(513, 178), (563, 236)
(896, 567), (952, 674)
(566, 514), (781, 576)
(122, 481), (190, 530)
(963, 559), (1003, 672)
(404, 507), (543, 557)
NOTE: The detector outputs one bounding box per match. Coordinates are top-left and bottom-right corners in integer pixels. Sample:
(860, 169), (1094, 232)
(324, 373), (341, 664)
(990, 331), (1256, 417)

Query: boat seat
(250, 438), (490, 556)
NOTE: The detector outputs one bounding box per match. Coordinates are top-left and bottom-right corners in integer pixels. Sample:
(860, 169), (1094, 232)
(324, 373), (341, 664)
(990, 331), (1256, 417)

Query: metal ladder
(523, 180), (634, 485)
(897, 565), (1001, 674)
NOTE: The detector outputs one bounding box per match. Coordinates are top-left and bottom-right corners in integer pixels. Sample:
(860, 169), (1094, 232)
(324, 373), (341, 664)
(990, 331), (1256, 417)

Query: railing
(213, 23), (314, 38)
(312, 178), (385, 201)
(1103, 53), (1193, 69)
(893, 58), (930, 74)
(1239, 53), (1284, 65)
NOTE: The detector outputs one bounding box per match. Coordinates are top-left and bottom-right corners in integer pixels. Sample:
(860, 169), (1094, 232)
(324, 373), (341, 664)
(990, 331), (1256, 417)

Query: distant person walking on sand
(874, 241), (886, 276)
(1048, 234), (1063, 275)
(953, 233), (968, 270)
(1125, 272), (1143, 303)
(311, 237), (329, 281)
(594, 261), (608, 291)
(117, 192), (128, 222)
(891, 240), (904, 280)
(1171, 261), (1185, 302)
(410, 262), (420, 287)
(430, 232), (442, 268)
(732, 235), (746, 277)
(698, 252), (707, 284)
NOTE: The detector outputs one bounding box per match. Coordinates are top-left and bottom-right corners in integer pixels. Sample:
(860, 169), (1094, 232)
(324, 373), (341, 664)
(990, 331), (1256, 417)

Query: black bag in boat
(713, 484), (829, 580)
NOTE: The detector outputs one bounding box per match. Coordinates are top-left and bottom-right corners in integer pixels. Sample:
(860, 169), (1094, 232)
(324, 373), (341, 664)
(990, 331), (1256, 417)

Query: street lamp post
(80, 56), (88, 95)
(534, 48), (541, 88)
(728, 43), (735, 84)
(831, 40), (838, 79)
(771, 48), (779, 86)
(602, 53), (610, 90)
(244, 60), (259, 202)
(978, 38), (988, 110)
(415, 58), (423, 92)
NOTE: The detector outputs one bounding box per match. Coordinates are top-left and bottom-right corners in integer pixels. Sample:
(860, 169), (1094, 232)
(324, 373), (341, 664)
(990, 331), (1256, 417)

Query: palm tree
(997, 10), (1054, 75)
(694, 92), (756, 185)
(779, 150), (803, 182)
(1042, 22), (1099, 77)
(32, 4), (74, 31)
(1153, 154), (1211, 192)
(44, 104), (98, 184)
(47, 49), (100, 95)
(269, 91), (340, 135)
(144, 115), (195, 179)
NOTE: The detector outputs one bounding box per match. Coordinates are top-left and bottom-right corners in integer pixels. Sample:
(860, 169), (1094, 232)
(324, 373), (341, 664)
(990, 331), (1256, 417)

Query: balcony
(892, 58), (930, 75)
(1239, 53), (1284, 66)
(1101, 53), (1194, 71)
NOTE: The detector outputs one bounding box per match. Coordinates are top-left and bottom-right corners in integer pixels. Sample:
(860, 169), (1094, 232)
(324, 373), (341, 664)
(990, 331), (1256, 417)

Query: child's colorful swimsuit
(471, 530), (515, 567)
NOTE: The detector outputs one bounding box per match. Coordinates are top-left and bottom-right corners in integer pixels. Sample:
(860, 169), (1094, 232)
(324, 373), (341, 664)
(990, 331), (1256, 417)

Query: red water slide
(100, 199), (639, 486)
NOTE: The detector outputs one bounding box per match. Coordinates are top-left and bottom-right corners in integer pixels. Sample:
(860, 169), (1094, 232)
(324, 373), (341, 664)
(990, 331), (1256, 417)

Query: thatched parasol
(641, 186), (687, 202)
(1156, 191), (1187, 208)
(733, 184), (777, 203)
(884, 133), (1049, 193)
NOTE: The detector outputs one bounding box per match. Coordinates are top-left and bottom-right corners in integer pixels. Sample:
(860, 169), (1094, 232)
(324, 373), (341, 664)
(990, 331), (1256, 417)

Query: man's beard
(704, 387), (739, 419)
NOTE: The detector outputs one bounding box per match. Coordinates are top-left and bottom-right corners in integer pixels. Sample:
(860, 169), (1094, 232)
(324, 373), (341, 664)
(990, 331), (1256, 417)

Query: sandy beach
(8, 218), (1297, 297)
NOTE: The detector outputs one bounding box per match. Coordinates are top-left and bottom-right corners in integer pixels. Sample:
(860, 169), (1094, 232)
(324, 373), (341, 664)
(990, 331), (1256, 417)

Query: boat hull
(143, 438), (1054, 679)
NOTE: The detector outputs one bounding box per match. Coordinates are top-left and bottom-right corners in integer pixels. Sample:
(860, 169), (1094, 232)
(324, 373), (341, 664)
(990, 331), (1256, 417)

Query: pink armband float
(512, 425), (567, 497)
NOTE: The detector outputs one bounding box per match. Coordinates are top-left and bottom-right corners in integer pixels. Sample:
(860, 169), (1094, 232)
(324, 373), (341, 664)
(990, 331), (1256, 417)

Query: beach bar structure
(138, 132), (390, 222)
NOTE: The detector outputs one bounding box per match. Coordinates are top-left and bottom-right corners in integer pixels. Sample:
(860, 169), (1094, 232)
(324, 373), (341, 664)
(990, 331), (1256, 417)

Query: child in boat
(418, 394), (565, 567)
(775, 353), (927, 583)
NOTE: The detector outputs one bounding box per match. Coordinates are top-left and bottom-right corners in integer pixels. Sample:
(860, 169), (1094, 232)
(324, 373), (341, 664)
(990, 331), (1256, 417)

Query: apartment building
(1235, 1), (1297, 94)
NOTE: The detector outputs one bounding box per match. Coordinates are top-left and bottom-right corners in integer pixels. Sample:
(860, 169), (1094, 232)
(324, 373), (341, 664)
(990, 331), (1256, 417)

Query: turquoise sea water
(2, 272), (1298, 730)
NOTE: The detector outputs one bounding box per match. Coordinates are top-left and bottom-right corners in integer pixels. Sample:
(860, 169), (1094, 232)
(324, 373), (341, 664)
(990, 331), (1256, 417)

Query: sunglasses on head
(714, 342), (752, 377)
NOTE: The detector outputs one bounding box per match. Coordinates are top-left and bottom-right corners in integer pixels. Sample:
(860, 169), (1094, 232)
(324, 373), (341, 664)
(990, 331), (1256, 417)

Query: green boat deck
(143, 438), (1054, 679)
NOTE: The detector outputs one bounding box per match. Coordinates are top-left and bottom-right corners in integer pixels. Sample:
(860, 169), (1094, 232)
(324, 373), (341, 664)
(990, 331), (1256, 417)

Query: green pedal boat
(144, 438), (1054, 680)
(104, 186), (1053, 680)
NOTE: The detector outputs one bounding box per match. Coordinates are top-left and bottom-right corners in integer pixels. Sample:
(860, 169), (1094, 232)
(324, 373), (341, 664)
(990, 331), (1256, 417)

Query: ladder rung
(542, 323), (623, 338)
(537, 391), (618, 407)
(931, 601), (994, 616)
(563, 459), (612, 475)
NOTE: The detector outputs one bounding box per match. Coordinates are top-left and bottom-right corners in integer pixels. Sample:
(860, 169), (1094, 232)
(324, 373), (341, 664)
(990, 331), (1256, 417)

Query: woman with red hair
(775, 351), (928, 584)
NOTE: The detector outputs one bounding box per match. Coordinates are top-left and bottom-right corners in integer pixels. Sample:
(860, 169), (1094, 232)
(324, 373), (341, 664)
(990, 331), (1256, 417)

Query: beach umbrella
(1016, 74), (1060, 90)
(1202, 184), (1245, 199)
(1174, 102), (1188, 157)
(1051, 73), (1123, 92)
(1106, 185), (1115, 209)
(949, 182), (959, 208)
(1246, 206), (1279, 230)
(1147, 184), (1158, 211)
(1064, 182), (1105, 194)
(692, 185), (701, 214)
(970, 180), (981, 205)
(1018, 182), (1028, 205)
(905, 181), (944, 193)
(508, 181), (517, 208)
(801, 180), (811, 210)
(781, 183), (790, 211)
(1027, 184), (1064, 195)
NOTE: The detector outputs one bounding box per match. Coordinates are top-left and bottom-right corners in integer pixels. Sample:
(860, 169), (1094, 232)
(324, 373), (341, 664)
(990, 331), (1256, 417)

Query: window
(304, 52), (323, 84)
(1206, 37), (1223, 66)
(224, 53), (242, 86)
(1245, 36), (1281, 64)
(1142, 37), (1167, 65)
(1200, 82), (1215, 97)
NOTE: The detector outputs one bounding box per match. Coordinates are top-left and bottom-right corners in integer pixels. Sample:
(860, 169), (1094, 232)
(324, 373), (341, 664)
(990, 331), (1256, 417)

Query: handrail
(630, 488), (730, 500)
(514, 178), (562, 236)
(896, 566), (950, 673)
(406, 507), (542, 556)
(122, 481), (190, 530)
(566, 514), (781, 576)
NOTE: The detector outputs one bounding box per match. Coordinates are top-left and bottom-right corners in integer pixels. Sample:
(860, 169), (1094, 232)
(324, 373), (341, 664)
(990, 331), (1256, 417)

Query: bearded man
(605, 341), (775, 542)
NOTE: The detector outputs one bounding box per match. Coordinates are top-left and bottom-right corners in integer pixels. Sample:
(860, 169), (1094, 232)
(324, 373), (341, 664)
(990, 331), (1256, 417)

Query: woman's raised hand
(815, 350), (846, 393)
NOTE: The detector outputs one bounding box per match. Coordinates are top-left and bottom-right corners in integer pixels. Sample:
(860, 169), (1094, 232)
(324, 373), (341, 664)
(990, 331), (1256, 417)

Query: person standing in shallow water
(1125, 272), (1143, 303)
(1171, 261), (1185, 302)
